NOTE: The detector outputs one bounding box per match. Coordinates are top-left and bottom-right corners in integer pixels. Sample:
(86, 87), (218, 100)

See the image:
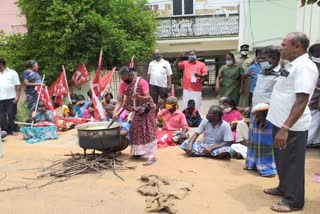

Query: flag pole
(31, 75), (45, 127)
(62, 65), (72, 103)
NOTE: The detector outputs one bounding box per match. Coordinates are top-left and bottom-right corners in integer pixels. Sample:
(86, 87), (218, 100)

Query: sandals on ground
(263, 188), (283, 196)
(270, 201), (302, 212)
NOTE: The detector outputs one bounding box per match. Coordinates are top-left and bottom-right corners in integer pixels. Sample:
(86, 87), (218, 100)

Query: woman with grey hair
(22, 60), (43, 116)
(113, 66), (157, 165)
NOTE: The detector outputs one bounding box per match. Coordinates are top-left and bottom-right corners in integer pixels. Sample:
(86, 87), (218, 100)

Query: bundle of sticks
(37, 153), (136, 187)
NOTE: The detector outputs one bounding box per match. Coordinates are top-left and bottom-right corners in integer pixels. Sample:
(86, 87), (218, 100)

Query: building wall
(296, 2), (320, 45)
(244, 0), (297, 49)
(147, 0), (240, 17)
(0, 1), (27, 34)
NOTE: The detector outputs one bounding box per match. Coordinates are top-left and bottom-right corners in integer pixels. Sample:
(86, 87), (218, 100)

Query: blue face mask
(260, 61), (273, 70)
(71, 99), (77, 104)
(226, 60), (233, 65)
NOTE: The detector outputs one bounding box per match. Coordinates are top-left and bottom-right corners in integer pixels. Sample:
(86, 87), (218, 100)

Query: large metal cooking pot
(76, 122), (128, 153)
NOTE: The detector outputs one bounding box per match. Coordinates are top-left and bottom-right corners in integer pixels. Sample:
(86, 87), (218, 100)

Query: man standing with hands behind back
(0, 58), (21, 136)
(148, 49), (172, 111)
(265, 32), (318, 212)
(175, 50), (208, 113)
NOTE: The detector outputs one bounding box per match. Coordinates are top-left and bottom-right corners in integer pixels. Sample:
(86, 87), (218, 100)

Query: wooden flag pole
(31, 75), (45, 127)
(62, 65), (72, 103)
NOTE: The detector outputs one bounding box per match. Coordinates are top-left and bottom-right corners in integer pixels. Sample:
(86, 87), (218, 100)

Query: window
(173, 0), (194, 16)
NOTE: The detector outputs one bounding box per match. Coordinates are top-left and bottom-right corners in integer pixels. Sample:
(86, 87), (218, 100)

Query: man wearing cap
(307, 43), (320, 147)
(266, 33), (318, 212)
(147, 49), (172, 111)
(175, 50), (208, 112)
(0, 58), (21, 136)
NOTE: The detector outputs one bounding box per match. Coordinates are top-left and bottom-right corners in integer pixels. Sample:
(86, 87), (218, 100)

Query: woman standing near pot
(113, 66), (157, 165)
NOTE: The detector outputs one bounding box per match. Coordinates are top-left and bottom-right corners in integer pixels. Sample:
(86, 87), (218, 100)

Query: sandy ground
(0, 129), (320, 214)
(1, 99), (320, 214)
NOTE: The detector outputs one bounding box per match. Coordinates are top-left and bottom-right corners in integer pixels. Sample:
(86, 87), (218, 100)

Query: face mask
(206, 115), (214, 122)
(188, 55), (197, 62)
(124, 78), (132, 84)
(224, 107), (232, 113)
(311, 56), (320, 64)
(241, 51), (249, 56)
(260, 61), (273, 70)
(165, 104), (174, 110)
(78, 100), (85, 105)
(71, 99), (77, 104)
(226, 60), (233, 65)
(153, 54), (161, 61)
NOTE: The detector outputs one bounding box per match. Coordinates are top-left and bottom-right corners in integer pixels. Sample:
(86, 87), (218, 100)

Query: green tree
(300, 0), (320, 7)
(16, 0), (157, 82)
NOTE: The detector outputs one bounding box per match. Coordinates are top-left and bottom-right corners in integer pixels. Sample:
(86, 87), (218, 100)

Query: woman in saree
(113, 66), (157, 165)
(22, 60), (43, 116)
(215, 53), (244, 105)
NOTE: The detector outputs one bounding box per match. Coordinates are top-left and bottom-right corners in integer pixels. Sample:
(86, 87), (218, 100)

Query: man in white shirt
(147, 49), (172, 111)
(265, 33), (318, 212)
(0, 58), (21, 136)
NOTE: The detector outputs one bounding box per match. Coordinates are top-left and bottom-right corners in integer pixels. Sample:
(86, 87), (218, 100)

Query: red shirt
(157, 109), (189, 131)
(178, 60), (208, 91)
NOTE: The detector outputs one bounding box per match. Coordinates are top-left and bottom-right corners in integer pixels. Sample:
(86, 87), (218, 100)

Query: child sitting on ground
(182, 99), (202, 127)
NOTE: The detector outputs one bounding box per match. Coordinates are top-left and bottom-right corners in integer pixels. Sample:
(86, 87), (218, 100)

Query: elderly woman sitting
(157, 96), (189, 148)
(180, 105), (235, 159)
(20, 101), (58, 144)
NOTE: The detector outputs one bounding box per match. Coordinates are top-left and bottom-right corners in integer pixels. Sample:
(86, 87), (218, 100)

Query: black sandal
(270, 201), (302, 212)
(263, 188), (283, 196)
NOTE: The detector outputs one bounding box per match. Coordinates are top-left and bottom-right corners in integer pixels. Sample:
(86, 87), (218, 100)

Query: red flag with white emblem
(70, 64), (90, 88)
(48, 68), (69, 105)
(99, 67), (116, 97)
(35, 86), (56, 119)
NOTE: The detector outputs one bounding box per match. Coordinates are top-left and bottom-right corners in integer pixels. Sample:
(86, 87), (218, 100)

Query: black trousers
(272, 125), (307, 208)
(149, 84), (169, 105)
(0, 98), (16, 134)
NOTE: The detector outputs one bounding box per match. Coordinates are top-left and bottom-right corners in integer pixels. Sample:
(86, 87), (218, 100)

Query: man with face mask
(252, 45), (281, 108)
(157, 96), (189, 146)
(307, 43), (320, 147)
(175, 50), (208, 113)
(180, 105), (234, 159)
(147, 49), (172, 112)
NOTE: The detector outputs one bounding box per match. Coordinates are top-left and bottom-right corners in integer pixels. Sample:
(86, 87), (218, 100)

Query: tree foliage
(14, 0), (157, 82)
(300, 0), (320, 7)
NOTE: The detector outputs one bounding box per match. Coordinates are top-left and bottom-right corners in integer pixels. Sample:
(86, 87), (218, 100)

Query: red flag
(70, 64), (90, 88)
(35, 86), (56, 120)
(129, 56), (134, 68)
(48, 69), (69, 105)
(99, 67), (115, 97)
(92, 50), (103, 96)
(90, 86), (106, 120)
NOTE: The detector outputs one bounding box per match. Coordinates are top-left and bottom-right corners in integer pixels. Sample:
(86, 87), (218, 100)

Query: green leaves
(300, 0), (320, 7)
(5, 0), (156, 83)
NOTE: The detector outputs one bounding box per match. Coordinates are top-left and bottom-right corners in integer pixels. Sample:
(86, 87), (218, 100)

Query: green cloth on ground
(218, 65), (244, 104)
(138, 174), (192, 213)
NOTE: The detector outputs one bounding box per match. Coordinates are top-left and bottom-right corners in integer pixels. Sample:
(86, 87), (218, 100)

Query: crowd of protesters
(0, 32), (319, 212)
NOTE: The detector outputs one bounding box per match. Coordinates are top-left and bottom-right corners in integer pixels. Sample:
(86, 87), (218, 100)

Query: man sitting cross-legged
(180, 105), (235, 159)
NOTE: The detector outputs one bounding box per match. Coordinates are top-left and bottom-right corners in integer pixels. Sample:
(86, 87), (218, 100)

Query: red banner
(99, 67), (115, 97)
(91, 87), (106, 120)
(70, 64), (90, 88)
(35, 86), (56, 117)
(92, 50), (103, 96)
(48, 69), (69, 105)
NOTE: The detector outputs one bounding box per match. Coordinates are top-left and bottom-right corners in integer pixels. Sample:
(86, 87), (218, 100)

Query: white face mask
(226, 60), (233, 65)
(224, 107), (232, 113)
(241, 51), (249, 56)
(311, 56), (320, 64)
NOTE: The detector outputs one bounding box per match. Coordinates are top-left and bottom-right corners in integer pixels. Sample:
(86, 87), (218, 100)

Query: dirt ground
(0, 128), (320, 214)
